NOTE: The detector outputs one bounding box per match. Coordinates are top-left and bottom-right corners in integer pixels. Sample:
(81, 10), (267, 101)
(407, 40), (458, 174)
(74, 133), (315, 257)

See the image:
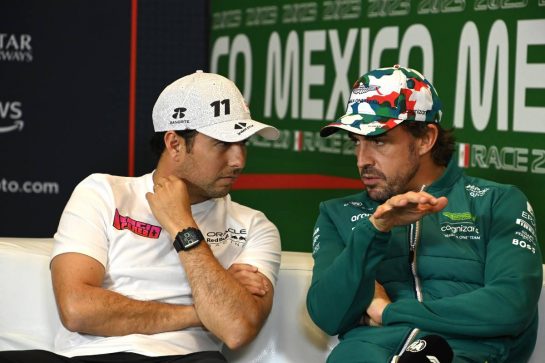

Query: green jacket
(307, 159), (542, 363)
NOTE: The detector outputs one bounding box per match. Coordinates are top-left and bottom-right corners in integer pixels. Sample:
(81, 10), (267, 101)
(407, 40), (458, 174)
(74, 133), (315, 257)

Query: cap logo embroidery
(210, 99), (231, 117)
(234, 122), (254, 135)
(172, 107), (186, 119)
(352, 84), (380, 94)
(169, 107), (190, 125)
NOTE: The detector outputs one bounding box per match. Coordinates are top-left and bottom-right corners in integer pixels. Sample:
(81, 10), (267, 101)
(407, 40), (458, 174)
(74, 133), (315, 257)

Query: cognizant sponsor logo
(0, 178), (59, 194)
(440, 222), (480, 240)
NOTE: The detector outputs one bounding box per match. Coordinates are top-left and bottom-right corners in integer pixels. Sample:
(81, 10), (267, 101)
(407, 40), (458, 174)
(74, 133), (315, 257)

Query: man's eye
(216, 140), (247, 148)
(215, 141), (230, 148)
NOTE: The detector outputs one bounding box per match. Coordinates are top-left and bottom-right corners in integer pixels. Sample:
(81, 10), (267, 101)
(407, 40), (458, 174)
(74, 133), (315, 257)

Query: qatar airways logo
(112, 209), (162, 238)
(0, 33), (33, 62)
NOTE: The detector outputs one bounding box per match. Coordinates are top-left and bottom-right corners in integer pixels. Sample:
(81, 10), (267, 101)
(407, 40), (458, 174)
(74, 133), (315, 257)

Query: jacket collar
(426, 155), (463, 193)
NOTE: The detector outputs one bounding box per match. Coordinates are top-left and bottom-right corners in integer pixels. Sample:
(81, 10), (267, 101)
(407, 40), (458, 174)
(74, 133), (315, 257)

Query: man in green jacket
(306, 65), (542, 363)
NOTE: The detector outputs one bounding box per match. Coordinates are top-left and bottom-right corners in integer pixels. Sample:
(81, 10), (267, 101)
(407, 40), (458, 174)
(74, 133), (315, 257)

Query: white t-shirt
(52, 172), (281, 357)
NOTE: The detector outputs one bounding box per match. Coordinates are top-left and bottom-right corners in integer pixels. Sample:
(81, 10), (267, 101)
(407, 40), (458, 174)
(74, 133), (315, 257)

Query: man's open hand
(369, 191), (448, 232)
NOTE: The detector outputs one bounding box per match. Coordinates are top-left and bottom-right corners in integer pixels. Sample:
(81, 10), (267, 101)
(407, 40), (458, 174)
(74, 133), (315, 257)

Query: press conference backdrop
(210, 0), (545, 255)
(0, 0), (208, 237)
(1, 1), (543, 258)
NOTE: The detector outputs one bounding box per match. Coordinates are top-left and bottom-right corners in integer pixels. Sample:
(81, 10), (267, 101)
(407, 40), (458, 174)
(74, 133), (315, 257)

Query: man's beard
(362, 146), (420, 203)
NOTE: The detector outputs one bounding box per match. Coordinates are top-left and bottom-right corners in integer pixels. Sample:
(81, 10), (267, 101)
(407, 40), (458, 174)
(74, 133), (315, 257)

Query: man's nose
(228, 143), (246, 169)
(356, 143), (373, 169)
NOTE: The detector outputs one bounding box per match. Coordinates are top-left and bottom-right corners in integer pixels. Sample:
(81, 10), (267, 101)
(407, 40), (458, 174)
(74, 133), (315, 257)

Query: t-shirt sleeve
(232, 212), (281, 288)
(52, 175), (112, 268)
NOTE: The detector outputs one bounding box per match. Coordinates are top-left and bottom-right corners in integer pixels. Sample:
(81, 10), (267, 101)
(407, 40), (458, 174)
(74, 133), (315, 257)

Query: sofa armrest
(0, 237), (61, 351)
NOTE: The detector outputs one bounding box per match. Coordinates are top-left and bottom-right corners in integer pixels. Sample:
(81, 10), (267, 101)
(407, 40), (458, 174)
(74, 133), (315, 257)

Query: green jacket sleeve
(306, 201), (390, 335)
(382, 186), (542, 338)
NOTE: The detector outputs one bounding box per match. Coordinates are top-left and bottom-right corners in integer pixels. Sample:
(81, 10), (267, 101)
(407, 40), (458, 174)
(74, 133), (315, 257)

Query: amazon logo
(0, 101), (24, 134)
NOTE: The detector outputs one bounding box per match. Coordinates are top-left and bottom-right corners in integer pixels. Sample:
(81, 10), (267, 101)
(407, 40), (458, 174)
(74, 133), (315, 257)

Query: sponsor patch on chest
(112, 209), (162, 238)
(440, 211), (480, 240)
(205, 228), (248, 247)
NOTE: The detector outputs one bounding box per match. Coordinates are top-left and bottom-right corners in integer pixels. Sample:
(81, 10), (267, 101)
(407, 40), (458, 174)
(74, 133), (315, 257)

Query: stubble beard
(189, 169), (242, 201)
(188, 177), (234, 201)
(365, 145), (420, 203)
(180, 158), (241, 202)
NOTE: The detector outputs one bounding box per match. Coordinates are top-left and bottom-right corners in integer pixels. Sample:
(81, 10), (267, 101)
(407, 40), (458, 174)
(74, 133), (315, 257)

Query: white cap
(152, 71), (279, 142)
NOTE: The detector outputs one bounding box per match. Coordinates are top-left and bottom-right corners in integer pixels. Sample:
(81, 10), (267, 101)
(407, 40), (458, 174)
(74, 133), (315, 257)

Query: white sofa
(0, 237), (336, 362)
(0, 237), (543, 362)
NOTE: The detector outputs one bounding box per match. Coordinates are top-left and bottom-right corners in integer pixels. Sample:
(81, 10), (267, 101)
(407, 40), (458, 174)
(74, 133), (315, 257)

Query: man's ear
(418, 124), (439, 156)
(164, 131), (183, 160)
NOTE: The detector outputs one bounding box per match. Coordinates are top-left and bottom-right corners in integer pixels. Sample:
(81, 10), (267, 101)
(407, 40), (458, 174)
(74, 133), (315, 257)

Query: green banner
(210, 0), (545, 258)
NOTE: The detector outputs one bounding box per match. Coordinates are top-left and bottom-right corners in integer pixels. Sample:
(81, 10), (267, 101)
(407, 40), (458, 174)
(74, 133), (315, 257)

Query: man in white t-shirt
(0, 71), (281, 363)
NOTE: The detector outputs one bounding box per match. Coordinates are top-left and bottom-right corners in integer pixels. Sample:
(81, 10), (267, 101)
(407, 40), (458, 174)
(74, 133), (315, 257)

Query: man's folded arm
(51, 252), (201, 336)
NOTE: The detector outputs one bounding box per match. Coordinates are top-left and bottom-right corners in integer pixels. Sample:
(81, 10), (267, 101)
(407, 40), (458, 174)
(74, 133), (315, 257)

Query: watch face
(174, 227), (203, 251)
(182, 230), (199, 245)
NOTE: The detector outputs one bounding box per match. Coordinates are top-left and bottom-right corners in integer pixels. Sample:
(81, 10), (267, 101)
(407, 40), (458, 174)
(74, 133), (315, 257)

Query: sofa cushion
(1, 237), (543, 362)
(0, 238), (335, 361)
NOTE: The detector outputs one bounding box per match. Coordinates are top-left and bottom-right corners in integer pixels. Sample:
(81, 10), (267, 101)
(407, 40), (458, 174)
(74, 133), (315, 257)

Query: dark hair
(149, 130), (198, 159)
(401, 121), (455, 166)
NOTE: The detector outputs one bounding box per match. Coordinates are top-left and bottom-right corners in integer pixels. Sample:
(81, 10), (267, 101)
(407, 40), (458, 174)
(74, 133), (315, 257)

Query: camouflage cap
(320, 65), (443, 137)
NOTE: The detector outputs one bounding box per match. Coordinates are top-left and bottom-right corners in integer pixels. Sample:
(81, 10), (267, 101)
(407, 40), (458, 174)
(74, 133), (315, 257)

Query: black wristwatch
(173, 227), (204, 252)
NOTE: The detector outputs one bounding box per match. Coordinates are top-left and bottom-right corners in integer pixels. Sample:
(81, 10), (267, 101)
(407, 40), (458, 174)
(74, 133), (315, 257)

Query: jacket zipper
(409, 219), (423, 302)
(393, 185), (427, 361)
(410, 184), (427, 302)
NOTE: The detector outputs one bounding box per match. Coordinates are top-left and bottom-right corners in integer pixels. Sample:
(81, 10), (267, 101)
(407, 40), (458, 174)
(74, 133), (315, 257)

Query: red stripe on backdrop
(232, 174), (363, 190)
(128, 0), (138, 176)
(464, 143), (470, 168)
